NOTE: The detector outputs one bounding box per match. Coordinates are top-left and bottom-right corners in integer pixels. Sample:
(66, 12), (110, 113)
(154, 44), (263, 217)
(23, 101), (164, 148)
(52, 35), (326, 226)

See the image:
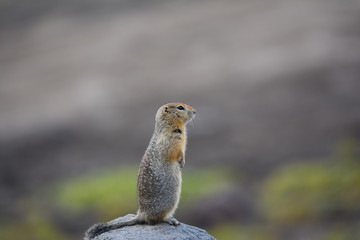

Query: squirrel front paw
(178, 157), (185, 168)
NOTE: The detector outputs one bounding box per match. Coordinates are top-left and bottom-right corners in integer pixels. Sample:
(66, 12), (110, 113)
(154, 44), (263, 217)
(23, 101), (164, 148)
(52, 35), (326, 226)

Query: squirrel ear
(164, 106), (169, 113)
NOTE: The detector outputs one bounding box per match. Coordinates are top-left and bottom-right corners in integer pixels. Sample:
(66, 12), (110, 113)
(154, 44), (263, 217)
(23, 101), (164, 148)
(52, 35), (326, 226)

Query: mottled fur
(85, 102), (196, 240)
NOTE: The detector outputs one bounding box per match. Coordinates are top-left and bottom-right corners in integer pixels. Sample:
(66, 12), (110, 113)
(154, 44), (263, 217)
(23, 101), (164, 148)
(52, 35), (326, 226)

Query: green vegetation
(209, 223), (243, 240)
(181, 168), (233, 204)
(55, 166), (234, 220)
(261, 140), (360, 223)
(2, 140), (359, 240)
(210, 223), (278, 240)
(0, 210), (66, 240)
(323, 226), (356, 240)
(211, 139), (360, 240)
(51, 166), (234, 237)
(55, 167), (138, 219)
(0, 166), (233, 240)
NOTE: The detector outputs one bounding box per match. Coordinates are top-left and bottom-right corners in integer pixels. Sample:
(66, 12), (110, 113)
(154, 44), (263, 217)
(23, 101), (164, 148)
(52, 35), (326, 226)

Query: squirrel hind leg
(85, 217), (144, 239)
(163, 217), (180, 226)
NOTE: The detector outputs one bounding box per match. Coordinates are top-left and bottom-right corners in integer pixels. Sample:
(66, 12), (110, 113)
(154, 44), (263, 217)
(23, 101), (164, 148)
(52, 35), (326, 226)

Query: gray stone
(90, 214), (216, 240)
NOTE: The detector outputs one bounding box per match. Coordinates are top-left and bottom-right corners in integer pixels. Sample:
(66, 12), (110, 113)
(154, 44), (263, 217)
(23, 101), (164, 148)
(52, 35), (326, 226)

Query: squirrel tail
(84, 217), (143, 239)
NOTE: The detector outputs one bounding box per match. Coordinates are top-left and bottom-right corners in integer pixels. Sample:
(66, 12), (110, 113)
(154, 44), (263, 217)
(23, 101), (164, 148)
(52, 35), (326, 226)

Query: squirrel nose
(192, 110), (196, 114)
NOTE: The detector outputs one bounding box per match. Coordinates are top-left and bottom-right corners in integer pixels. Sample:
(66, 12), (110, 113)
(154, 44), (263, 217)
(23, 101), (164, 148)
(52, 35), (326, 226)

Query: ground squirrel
(85, 102), (196, 239)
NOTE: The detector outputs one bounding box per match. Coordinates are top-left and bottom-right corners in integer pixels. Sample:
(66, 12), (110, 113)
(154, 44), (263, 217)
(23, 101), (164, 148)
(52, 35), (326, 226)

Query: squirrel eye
(177, 106), (185, 110)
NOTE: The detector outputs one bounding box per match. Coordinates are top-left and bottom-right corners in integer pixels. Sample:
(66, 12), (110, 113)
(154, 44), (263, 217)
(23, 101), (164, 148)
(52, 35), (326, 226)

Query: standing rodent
(85, 102), (196, 239)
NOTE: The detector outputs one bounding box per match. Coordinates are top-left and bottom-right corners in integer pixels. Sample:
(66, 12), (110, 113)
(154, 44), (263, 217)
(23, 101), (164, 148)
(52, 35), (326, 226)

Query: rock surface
(88, 214), (216, 240)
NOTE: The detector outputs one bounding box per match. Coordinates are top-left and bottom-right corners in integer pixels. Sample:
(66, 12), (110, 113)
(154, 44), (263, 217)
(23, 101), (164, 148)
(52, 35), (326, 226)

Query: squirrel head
(155, 102), (196, 126)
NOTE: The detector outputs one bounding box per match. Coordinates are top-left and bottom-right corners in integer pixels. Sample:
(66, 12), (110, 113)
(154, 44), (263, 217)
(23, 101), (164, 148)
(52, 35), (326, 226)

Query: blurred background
(1, 0), (360, 239)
